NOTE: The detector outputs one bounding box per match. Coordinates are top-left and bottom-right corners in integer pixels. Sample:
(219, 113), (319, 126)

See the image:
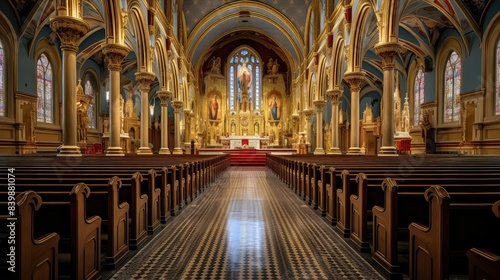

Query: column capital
(50, 16), (89, 52)
(171, 100), (184, 113)
(374, 42), (403, 70)
(157, 90), (173, 106)
(313, 99), (327, 110)
(135, 71), (156, 92)
(291, 113), (300, 120)
(303, 109), (314, 119)
(102, 44), (130, 71)
(326, 89), (342, 105)
(344, 71), (366, 92)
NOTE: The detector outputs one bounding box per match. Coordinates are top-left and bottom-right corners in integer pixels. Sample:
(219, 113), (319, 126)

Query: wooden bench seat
(409, 187), (500, 279)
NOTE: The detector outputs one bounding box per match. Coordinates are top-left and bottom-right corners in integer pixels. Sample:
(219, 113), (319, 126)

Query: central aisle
(110, 167), (385, 280)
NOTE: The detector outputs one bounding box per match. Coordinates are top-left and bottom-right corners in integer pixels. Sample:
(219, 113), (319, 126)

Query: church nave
(109, 167), (385, 280)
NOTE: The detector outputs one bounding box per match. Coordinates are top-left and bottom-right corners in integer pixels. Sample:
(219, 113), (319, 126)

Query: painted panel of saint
(209, 94), (220, 120)
(269, 94), (280, 120)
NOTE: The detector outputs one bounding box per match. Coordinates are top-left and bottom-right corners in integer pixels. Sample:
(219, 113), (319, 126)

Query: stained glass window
(37, 53), (53, 123)
(496, 39), (500, 115)
(0, 41), (4, 117)
(228, 48), (261, 112)
(444, 51), (461, 122)
(414, 68), (425, 125)
(85, 80), (96, 129)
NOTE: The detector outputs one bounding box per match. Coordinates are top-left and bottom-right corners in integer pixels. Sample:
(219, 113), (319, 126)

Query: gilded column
(135, 71), (156, 155)
(303, 109), (314, 153)
(157, 89), (172, 154)
(50, 16), (89, 156)
(327, 89), (342, 154)
(344, 72), (365, 155)
(172, 100), (184, 154)
(313, 100), (327, 154)
(375, 43), (403, 156)
(102, 44), (129, 156)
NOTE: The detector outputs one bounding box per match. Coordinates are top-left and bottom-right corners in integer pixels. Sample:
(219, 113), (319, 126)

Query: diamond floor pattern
(109, 167), (385, 280)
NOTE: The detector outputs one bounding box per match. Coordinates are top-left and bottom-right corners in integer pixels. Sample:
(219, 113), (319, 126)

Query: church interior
(0, 0), (500, 279)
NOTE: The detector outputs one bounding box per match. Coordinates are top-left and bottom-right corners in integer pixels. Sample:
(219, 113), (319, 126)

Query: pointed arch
(349, 1), (376, 72)
(128, 3), (151, 72)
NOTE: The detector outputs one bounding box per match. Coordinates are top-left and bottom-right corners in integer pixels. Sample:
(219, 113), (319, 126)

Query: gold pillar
(303, 109), (314, 153)
(157, 89), (172, 154)
(327, 89), (342, 154)
(344, 72), (365, 155)
(135, 72), (156, 155)
(172, 100), (184, 154)
(50, 16), (89, 156)
(375, 43), (403, 156)
(313, 100), (327, 154)
(102, 44), (129, 156)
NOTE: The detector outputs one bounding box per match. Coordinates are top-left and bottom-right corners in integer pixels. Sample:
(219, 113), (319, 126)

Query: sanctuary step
(230, 153), (267, 166)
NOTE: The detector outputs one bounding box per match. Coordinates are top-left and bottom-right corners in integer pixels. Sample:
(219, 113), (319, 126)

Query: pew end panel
(372, 178), (402, 277)
(408, 186), (450, 280)
(13, 191), (60, 280)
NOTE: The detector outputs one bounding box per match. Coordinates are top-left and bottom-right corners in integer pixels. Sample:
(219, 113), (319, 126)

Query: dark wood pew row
(0, 154), (230, 278)
(2, 175), (131, 270)
(0, 191), (59, 280)
(12, 170), (155, 251)
(409, 187), (500, 280)
(466, 200), (500, 280)
(266, 154), (500, 279)
(267, 154), (500, 219)
(0, 185), (102, 280)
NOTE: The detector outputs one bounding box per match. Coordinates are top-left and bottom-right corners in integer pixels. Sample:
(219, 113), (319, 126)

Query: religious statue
(154, 116), (160, 130)
(125, 84), (135, 117)
(209, 56), (222, 75)
(266, 58), (279, 75)
(79, 114), (89, 143)
(269, 95), (280, 120)
(420, 112), (435, 154)
(103, 119), (109, 133)
(209, 95), (219, 120)
(266, 58), (274, 74)
(299, 134), (307, 154)
(271, 59), (279, 75)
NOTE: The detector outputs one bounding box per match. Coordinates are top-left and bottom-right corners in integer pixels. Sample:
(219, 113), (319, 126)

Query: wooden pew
(23, 184), (102, 280)
(466, 200), (500, 280)
(409, 186), (500, 279)
(0, 191), (60, 280)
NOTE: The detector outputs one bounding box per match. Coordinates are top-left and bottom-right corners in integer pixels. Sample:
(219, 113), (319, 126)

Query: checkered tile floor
(109, 167), (385, 279)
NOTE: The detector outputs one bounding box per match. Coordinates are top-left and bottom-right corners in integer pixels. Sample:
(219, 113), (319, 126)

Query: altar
(220, 135), (269, 149)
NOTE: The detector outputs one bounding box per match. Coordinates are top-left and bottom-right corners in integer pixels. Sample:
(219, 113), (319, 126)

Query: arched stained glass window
(444, 51), (461, 122)
(414, 68), (425, 125)
(0, 41), (4, 117)
(37, 53), (53, 123)
(85, 80), (96, 129)
(496, 39), (500, 115)
(228, 48), (262, 112)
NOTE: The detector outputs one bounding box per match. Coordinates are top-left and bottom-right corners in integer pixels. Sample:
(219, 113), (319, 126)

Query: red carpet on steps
(229, 153), (267, 166)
